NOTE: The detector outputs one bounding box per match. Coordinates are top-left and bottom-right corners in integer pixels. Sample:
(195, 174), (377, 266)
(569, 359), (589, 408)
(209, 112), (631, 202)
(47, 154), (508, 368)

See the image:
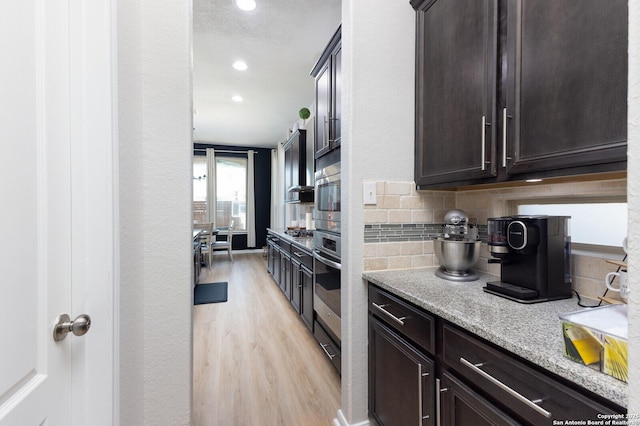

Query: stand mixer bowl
(434, 237), (481, 281)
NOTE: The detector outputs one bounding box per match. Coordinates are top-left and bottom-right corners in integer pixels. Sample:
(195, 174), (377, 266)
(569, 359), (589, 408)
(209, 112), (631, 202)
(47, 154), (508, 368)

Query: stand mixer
(434, 209), (481, 281)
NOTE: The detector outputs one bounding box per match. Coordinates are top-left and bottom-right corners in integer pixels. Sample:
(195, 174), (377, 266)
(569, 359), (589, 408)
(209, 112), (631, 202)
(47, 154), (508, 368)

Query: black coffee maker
(484, 215), (572, 303)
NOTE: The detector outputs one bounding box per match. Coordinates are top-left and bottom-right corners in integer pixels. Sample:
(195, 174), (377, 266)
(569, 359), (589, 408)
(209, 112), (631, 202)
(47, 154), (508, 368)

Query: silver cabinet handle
(502, 108), (507, 168)
(436, 378), (447, 426)
(418, 364), (430, 424)
(292, 251), (304, 258)
(323, 116), (330, 148)
(481, 115), (486, 170)
(460, 357), (551, 418)
(371, 302), (406, 326)
(320, 343), (336, 359)
(480, 116), (491, 170)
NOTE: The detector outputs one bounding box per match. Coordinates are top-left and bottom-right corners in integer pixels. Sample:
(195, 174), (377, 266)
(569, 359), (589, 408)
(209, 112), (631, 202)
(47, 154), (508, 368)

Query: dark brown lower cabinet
(368, 283), (625, 426)
(439, 371), (518, 426)
(369, 316), (434, 426)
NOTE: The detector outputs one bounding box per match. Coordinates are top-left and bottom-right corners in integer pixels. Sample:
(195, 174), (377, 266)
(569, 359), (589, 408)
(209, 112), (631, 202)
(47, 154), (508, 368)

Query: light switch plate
(363, 182), (377, 205)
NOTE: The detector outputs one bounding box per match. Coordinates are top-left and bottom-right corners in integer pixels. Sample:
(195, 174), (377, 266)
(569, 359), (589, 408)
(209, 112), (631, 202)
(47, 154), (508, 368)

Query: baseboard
(334, 409), (371, 426)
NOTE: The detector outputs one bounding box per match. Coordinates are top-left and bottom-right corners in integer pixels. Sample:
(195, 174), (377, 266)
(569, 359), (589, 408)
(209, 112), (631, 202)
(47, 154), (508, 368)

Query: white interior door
(0, 1), (115, 424)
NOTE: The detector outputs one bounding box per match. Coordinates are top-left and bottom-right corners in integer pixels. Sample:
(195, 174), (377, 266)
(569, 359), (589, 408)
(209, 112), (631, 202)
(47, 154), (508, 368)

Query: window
(193, 156), (207, 223)
(513, 197), (627, 250)
(192, 155), (248, 231)
(215, 156), (247, 231)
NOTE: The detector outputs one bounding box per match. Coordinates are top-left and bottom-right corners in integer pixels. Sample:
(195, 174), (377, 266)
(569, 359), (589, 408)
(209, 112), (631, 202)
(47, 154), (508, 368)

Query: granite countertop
(363, 267), (627, 409)
(267, 228), (314, 252)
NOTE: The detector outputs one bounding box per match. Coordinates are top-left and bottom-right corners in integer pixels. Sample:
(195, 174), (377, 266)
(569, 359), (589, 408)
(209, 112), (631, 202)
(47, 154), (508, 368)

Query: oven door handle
(313, 250), (342, 270)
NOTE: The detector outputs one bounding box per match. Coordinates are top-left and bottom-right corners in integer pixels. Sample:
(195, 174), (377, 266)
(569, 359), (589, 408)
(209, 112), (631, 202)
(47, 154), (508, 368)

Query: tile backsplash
(363, 177), (627, 302)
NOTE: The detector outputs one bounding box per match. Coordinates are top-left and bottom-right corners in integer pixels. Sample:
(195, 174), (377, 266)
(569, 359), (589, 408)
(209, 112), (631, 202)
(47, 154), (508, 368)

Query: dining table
(193, 226), (219, 285)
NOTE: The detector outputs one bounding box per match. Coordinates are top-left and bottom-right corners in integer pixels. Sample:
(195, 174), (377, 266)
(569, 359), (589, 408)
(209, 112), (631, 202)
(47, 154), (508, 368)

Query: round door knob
(53, 313), (92, 342)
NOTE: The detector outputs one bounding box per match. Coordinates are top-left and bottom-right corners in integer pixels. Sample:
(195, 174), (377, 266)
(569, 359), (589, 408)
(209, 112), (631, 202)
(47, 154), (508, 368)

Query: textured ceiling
(193, 0), (342, 148)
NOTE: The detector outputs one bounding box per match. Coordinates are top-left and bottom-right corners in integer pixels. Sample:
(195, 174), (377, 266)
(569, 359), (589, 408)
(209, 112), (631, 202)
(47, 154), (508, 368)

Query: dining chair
(212, 220), (234, 261)
(197, 222), (214, 268)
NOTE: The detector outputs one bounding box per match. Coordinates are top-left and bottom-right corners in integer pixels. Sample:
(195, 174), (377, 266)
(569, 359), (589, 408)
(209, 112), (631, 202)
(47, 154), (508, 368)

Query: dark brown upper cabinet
(412, 0), (627, 189)
(311, 25), (342, 160)
(284, 129), (313, 203)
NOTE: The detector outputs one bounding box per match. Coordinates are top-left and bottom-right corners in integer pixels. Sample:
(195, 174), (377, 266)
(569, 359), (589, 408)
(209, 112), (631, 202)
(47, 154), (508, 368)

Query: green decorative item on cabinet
(298, 107), (311, 121)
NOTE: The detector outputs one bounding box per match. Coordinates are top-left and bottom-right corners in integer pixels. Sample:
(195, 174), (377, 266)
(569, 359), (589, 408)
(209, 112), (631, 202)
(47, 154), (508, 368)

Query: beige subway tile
(364, 257), (389, 272)
(401, 241), (424, 255)
(363, 243), (378, 258)
(412, 254), (436, 268)
(389, 210), (411, 223)
(389, 256), (412, 270)
(377, 242), (402, 257)
(412, 210), (434, 223)
(573, 255), (612, 281)
(376, 181), (387, 195)
(387, 182), (413, 196)
(380, 195), (401, 209)
(572, 276), (609, 301)
(400, 195), (423, 209)
(423, 240), (435, 254)
(364, 209), (389, 224)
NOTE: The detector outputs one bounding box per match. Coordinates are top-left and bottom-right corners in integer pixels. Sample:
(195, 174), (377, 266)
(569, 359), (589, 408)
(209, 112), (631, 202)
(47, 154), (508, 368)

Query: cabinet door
(331, 45), (342, 149)
(281, 253), (292, 297)
(315, 63), (331, 158)
(278, 252), (287, 293)
(504, 0), (627, 176)
(273, 246), (281, 284)
(284, 140), (294, 201)
(415, 0), (498, 188)
(291, 261), (302, 313)
(440, 372), (518, 426)
(301, 265), (313, 330)
(267, 242), (274, 275)
(369, 316), (434, 426)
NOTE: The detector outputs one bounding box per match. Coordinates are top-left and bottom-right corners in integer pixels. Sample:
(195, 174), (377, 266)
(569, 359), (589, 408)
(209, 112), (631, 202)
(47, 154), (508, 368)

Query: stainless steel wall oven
(314, 162), (340, 234)
(313, 161), (342, 373)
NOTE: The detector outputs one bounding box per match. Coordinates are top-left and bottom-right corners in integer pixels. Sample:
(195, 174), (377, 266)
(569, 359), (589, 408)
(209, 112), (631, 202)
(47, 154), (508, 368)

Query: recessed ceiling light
(232, 60), (248, 71)
(235, 0), (256, 11)
(232, 95), (243, 102)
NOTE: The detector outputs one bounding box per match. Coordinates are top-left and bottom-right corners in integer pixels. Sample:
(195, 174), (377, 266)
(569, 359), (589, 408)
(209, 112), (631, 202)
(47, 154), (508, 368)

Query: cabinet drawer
(291, 246), (313, 270)
(442, 323), (622, 424)
(278, 239), (291, 253)
(369, 285), (435, 355)
(314, 321), (341, 374)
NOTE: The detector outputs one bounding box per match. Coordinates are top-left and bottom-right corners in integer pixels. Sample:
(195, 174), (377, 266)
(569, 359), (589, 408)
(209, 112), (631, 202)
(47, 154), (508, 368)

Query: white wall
(340, 0), (415, 424)
(117, 0), (193, 424)
(627, 0), (640, 416)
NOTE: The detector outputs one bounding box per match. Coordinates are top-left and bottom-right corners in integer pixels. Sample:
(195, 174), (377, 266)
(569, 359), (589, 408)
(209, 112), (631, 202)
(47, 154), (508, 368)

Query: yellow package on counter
(560, 304), (628, 383)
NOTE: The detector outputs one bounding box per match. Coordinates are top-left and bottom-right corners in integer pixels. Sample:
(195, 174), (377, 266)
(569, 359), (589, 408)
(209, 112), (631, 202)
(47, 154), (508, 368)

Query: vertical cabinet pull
(324, 116), (330, 149)
(418, 364), (430, 424)
(502, 108), (508, 168)
(436, 378), (448, 426)
(481, 115), (486, 170)
(481, 116), (491, 171)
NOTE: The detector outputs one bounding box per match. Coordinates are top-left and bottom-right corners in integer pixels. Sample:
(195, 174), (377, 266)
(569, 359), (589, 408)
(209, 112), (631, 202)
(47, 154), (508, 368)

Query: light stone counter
(363, 267), (627, 409)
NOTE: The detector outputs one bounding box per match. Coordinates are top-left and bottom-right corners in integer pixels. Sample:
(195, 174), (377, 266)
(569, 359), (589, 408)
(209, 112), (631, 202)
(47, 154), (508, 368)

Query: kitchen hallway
(193, 252), (341, 425)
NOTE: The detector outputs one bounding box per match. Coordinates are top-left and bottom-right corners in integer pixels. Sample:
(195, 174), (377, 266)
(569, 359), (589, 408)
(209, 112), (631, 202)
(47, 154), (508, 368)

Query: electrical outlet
(363, 182), (377, 205)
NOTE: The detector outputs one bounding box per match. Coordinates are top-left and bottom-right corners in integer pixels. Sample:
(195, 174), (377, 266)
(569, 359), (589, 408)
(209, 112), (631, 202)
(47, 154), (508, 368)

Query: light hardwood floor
(193, 252), (341, 426)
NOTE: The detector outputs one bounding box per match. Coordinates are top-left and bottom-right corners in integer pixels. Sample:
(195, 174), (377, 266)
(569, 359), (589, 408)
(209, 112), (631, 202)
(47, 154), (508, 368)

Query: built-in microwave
(314, 161), (340, 234)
